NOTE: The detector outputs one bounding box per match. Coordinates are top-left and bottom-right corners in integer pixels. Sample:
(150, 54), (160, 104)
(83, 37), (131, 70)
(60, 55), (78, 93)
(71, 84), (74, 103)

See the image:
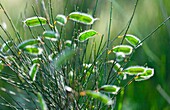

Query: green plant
(0, 0), (169, 110)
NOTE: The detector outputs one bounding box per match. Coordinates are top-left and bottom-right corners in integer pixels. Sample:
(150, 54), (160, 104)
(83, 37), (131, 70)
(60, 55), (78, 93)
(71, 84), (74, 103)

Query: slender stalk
(120, 0), (139, 44)
(139, 16), (170, 46)
(0, 3), (22, 43)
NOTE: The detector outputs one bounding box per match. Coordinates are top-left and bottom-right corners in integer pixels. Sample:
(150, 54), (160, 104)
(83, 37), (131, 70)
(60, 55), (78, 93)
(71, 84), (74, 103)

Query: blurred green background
(0, 0), (170, 109)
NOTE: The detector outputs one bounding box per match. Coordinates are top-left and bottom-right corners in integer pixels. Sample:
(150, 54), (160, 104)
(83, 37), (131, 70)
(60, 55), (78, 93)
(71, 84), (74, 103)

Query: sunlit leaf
(32, 58), (41, 64)
(37, 92), (47, 110)
(107, 60), (123, 72)
(78, 29), (97, 42)
(55, 14), (67, 26)
(64, 86), (73, 93)
(68, 71), (73, 84)
(42, 31), (59, 41)
(115, 52), (125, 62)
(24, 16), (47, 27)
(23, 46), (43, 56)
(0, 61), (4, 72)
(1, 41), (13, 53)
(99, 85), (120, 94)
(29, 63), (40, 81)
(80, 90), (114, 105)
(113, 62), (123, 72)
(135, 68), (154, 81)
(112, 45), (133, 55)
(64, 40), (72, 47)
(118, 72), (127, 80)
(64, 40), (76, 48)
(68, 12), (98, 25)
(123, 66), (145, 75)
(125, 34), (142, 47)
(17, 39), (41, 49)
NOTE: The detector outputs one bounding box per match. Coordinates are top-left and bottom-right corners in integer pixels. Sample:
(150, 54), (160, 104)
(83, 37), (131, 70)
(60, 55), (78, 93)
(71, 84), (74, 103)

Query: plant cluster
(0, 0), (169, 109)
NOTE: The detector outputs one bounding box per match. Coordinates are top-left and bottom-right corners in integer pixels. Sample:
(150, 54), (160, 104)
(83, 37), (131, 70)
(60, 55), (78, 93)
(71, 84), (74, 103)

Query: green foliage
(0, 0), (170, 110)
(24, 16), (47, 27)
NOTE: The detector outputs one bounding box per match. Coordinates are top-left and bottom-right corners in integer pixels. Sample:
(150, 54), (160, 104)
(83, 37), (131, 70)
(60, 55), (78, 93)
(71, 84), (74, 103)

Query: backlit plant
(0, 0), (169, 109)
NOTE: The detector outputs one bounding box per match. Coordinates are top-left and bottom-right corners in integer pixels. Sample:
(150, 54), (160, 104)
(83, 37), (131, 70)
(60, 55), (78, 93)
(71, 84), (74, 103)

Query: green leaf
(42, 31), (59, 41)
(23, 46), (43, 56)
(1, 41), (13, 54)
(68, 71), (73, 84)
(37, 92), (47, 110)
(17, 39), (41, 49)
(29, 63), (40, 81)
(64, 86), (73, 93)
(55, 14), (67, 26)
(115, 52), (125, 62)
(64, 40), (76, 48)
(24, 16), (47, 27)
(99, 85), (120, 94)
(32, 58), (41, 64)
(113, 62), (123, 72)
(107, 60), (123, 72)
(112, 45), (133, 55)
(80, 90), (114, 105)
(135, 68), (154, 81)
(123, 66), (145, 75)
(78, 29), (97, 42)
(125, 34), (142, 47)
(68, 12), (98, 25)
(0, 61), (4, 72)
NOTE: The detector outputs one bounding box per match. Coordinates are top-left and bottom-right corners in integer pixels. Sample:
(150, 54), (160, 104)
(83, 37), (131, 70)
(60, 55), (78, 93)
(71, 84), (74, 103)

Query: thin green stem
(120, 0), (139, 44)
(0, 3), (22, 43)
(138, 16), (170, 46)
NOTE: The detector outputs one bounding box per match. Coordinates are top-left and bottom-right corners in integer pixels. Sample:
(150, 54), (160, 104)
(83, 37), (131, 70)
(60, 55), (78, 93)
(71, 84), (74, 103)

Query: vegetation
(0, 0), (170, 109)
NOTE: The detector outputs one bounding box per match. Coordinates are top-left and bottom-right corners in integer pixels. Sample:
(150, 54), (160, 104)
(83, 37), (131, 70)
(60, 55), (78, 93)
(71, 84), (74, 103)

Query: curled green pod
(29, 64), (39, 80)
(64, 40), (76, 48)
(99, 85), (120, 94)
(68, 71), (73, 84)
(1, 41), (13, 53)
(113, 62), (123, 72)
(55, 14), (67, 26)
(123, 66), (145, 75)
(23, 46), (43, 56)
(42, 31), (59, 41)
(125, 34), (142, 47)
(29, 63), (40, 81)
(107, 60), (123, 72)
(64, 86), (73, 93)
(78, 29), (97, 42)
(17, 39), (41, 50)
(135, 68), (154, 81)
(80, 90), (114, 105)
(116, 52), (125, 62)
(112, 45), (133, 55)
(24, 16), (47, 27)
(68, 12), (98, 25)
(0, 61), (4, 72)
(32, 58), (41, 64)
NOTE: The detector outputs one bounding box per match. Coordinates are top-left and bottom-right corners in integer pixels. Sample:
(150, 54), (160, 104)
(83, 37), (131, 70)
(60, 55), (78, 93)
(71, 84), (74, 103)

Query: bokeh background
(0, 0), (170, 109)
